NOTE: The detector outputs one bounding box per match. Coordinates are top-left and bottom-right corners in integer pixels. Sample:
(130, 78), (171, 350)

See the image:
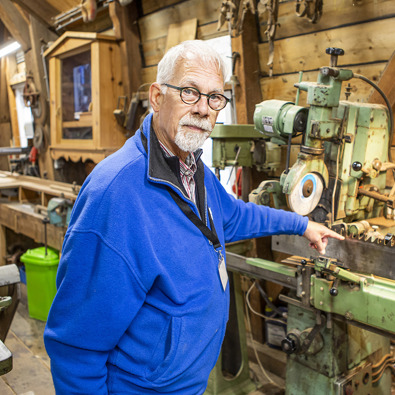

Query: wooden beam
(265, 0), (395, 41)
(260, 63), (387, 106)
(12, 0), (59, 28)
(368, 51), (395, 146)
(4, 56), (20, 148)
(25, 15), (58, 180)
(0, 0), (31, 52)
(231, 10), (262, 124)
(259, 18), (395, 77)
(165, 18), (197, 52)
(109, 1), (143, 97)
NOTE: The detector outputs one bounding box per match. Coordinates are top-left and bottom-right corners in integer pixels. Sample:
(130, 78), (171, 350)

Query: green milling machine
(207, 48), (395, 395)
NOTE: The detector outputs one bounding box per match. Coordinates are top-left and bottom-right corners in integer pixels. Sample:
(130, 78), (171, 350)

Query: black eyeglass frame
(163, 83), (230, 111)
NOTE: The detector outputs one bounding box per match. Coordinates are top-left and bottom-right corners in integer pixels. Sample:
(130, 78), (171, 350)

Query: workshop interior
(0, 0), (394, 394)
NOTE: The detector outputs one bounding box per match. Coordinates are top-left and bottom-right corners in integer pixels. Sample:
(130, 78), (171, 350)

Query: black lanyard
(167, 188), (222, 250)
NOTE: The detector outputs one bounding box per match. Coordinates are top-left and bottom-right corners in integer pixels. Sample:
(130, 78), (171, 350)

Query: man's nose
(192, 97), (210, 116)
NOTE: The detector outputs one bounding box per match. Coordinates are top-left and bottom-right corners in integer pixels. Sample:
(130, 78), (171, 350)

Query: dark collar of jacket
(140, 114), (206, 221)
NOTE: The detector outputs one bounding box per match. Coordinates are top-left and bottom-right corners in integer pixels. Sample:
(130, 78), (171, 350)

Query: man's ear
(149, 83), (162, 112)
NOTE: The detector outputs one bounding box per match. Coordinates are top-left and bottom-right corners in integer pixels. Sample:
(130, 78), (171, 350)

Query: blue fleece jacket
(44, 113), (308, 394)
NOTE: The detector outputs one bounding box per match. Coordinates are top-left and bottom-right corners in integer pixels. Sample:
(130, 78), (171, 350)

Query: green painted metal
(205, 275), (256, 395)
(311, 273), (395, 334)
(211, 125), (261, 169)
(246, 257), (297, 278)
(211, 124), (283, 171)
(249, 179), (288, 210)
(211, 124), (262, 139)
(285, 304), (391, 395)
(254, 99), (308, 143)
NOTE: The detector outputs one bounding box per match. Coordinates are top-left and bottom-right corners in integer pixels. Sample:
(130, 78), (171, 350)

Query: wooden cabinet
(44, 32), (126, 163)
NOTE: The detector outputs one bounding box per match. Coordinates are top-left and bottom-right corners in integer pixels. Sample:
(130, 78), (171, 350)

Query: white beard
(175, 114), (212, 153)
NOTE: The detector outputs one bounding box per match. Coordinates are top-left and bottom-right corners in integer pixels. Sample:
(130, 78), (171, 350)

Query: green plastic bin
(20, 247), (59, 321)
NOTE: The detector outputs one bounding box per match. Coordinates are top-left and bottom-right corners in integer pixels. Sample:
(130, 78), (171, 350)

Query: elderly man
(44, 40), (343, 394)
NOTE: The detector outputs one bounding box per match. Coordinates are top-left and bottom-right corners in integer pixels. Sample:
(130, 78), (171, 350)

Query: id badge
(218, 251), (228, 291)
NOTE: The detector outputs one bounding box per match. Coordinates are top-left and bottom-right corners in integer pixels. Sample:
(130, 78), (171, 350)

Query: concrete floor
(1, 283), (54, 394)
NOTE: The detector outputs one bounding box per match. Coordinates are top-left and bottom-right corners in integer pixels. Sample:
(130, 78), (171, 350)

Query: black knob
(301, 259), (307, 266)
(326, 47), (345, 67)
(330, 287), (338, 296)
(352, 161), (362, 172)
(281, 337), (297, 355)
(326, 47), (345, 56)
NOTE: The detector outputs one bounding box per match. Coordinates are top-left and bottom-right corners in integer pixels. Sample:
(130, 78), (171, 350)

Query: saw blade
(287, 173), (323, 215)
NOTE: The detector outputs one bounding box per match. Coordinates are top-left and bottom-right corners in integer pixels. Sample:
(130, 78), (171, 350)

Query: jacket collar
(140, 114), (206, 221)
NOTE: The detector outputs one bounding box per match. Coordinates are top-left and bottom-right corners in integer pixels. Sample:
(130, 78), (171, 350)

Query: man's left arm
(211, 175), (344, 252)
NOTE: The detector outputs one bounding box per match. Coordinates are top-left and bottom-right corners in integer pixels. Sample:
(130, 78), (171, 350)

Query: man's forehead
(175, 59), (224, 89)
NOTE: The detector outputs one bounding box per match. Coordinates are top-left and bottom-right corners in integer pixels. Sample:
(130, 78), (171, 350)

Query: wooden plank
(3, 331), (55, 395)
(259, 18), (395, 77)
(142, 66), (158, 85)
(138, 0), (219, 42)
(0, 57), (10, 124)
(232, 10), (263, 124)
(262, 0), (395, 41)
(0, 123), (11, 171)
(0, 204), (66, 251)
(165, 18), (197, 51)
(109, 1), (143, 97)
(13, 0), (58, 28)
(198, 20), (227, 40)
(368, 51), (395, 145)
(0, 0), (31, 51)
(93, 41), (125, 149)
(142, 0), (181, 15)
(260, 63), (387, 107)
(142, 37), (167, 67)
(28, 15), (58, 181)
(4, 56), (20, 148)
(46, 0), (80, 14)
(141, 23), (227, 68)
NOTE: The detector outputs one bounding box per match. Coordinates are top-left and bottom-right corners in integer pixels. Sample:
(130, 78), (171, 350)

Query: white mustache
(179, 114), (213, 132)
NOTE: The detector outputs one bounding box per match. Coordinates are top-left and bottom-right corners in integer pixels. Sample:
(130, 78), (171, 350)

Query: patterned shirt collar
(158, 141), (197, 177)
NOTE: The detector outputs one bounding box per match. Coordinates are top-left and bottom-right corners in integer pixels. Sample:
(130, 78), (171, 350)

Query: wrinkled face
(150, 58), (224, 160)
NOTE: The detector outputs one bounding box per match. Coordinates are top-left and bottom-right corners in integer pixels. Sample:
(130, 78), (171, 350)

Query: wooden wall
(137, 0), (395, 110)
(258, 0), (395, 106)
(138, 0), (227, 85)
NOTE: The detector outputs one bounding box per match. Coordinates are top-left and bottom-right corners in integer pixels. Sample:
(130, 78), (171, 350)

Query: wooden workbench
(0, 171), (79, 257)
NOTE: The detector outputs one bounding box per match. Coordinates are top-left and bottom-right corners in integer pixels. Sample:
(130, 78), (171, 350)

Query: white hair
(156, 40), (227, 86)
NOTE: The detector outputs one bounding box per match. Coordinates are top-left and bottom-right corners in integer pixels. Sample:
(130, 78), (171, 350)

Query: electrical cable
(353, 73), (394, 165)
(371, 360), (395, 383)
(371, 353), (395, 384)
(255, 281), (287, 318)
(372, 353), (393, 369)
(246, 281), (286, 325)
(245, 281), (276, 385)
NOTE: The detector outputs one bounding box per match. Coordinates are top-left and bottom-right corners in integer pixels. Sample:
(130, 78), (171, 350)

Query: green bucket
(20, 247), (59, 321)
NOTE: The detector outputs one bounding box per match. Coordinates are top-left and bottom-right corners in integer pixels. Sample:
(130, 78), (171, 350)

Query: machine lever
(329, 278), (339, 296)
(300, 313), (326, 354)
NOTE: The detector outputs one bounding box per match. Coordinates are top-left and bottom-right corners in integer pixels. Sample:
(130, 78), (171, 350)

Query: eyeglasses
(163, 83), (230, 111)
